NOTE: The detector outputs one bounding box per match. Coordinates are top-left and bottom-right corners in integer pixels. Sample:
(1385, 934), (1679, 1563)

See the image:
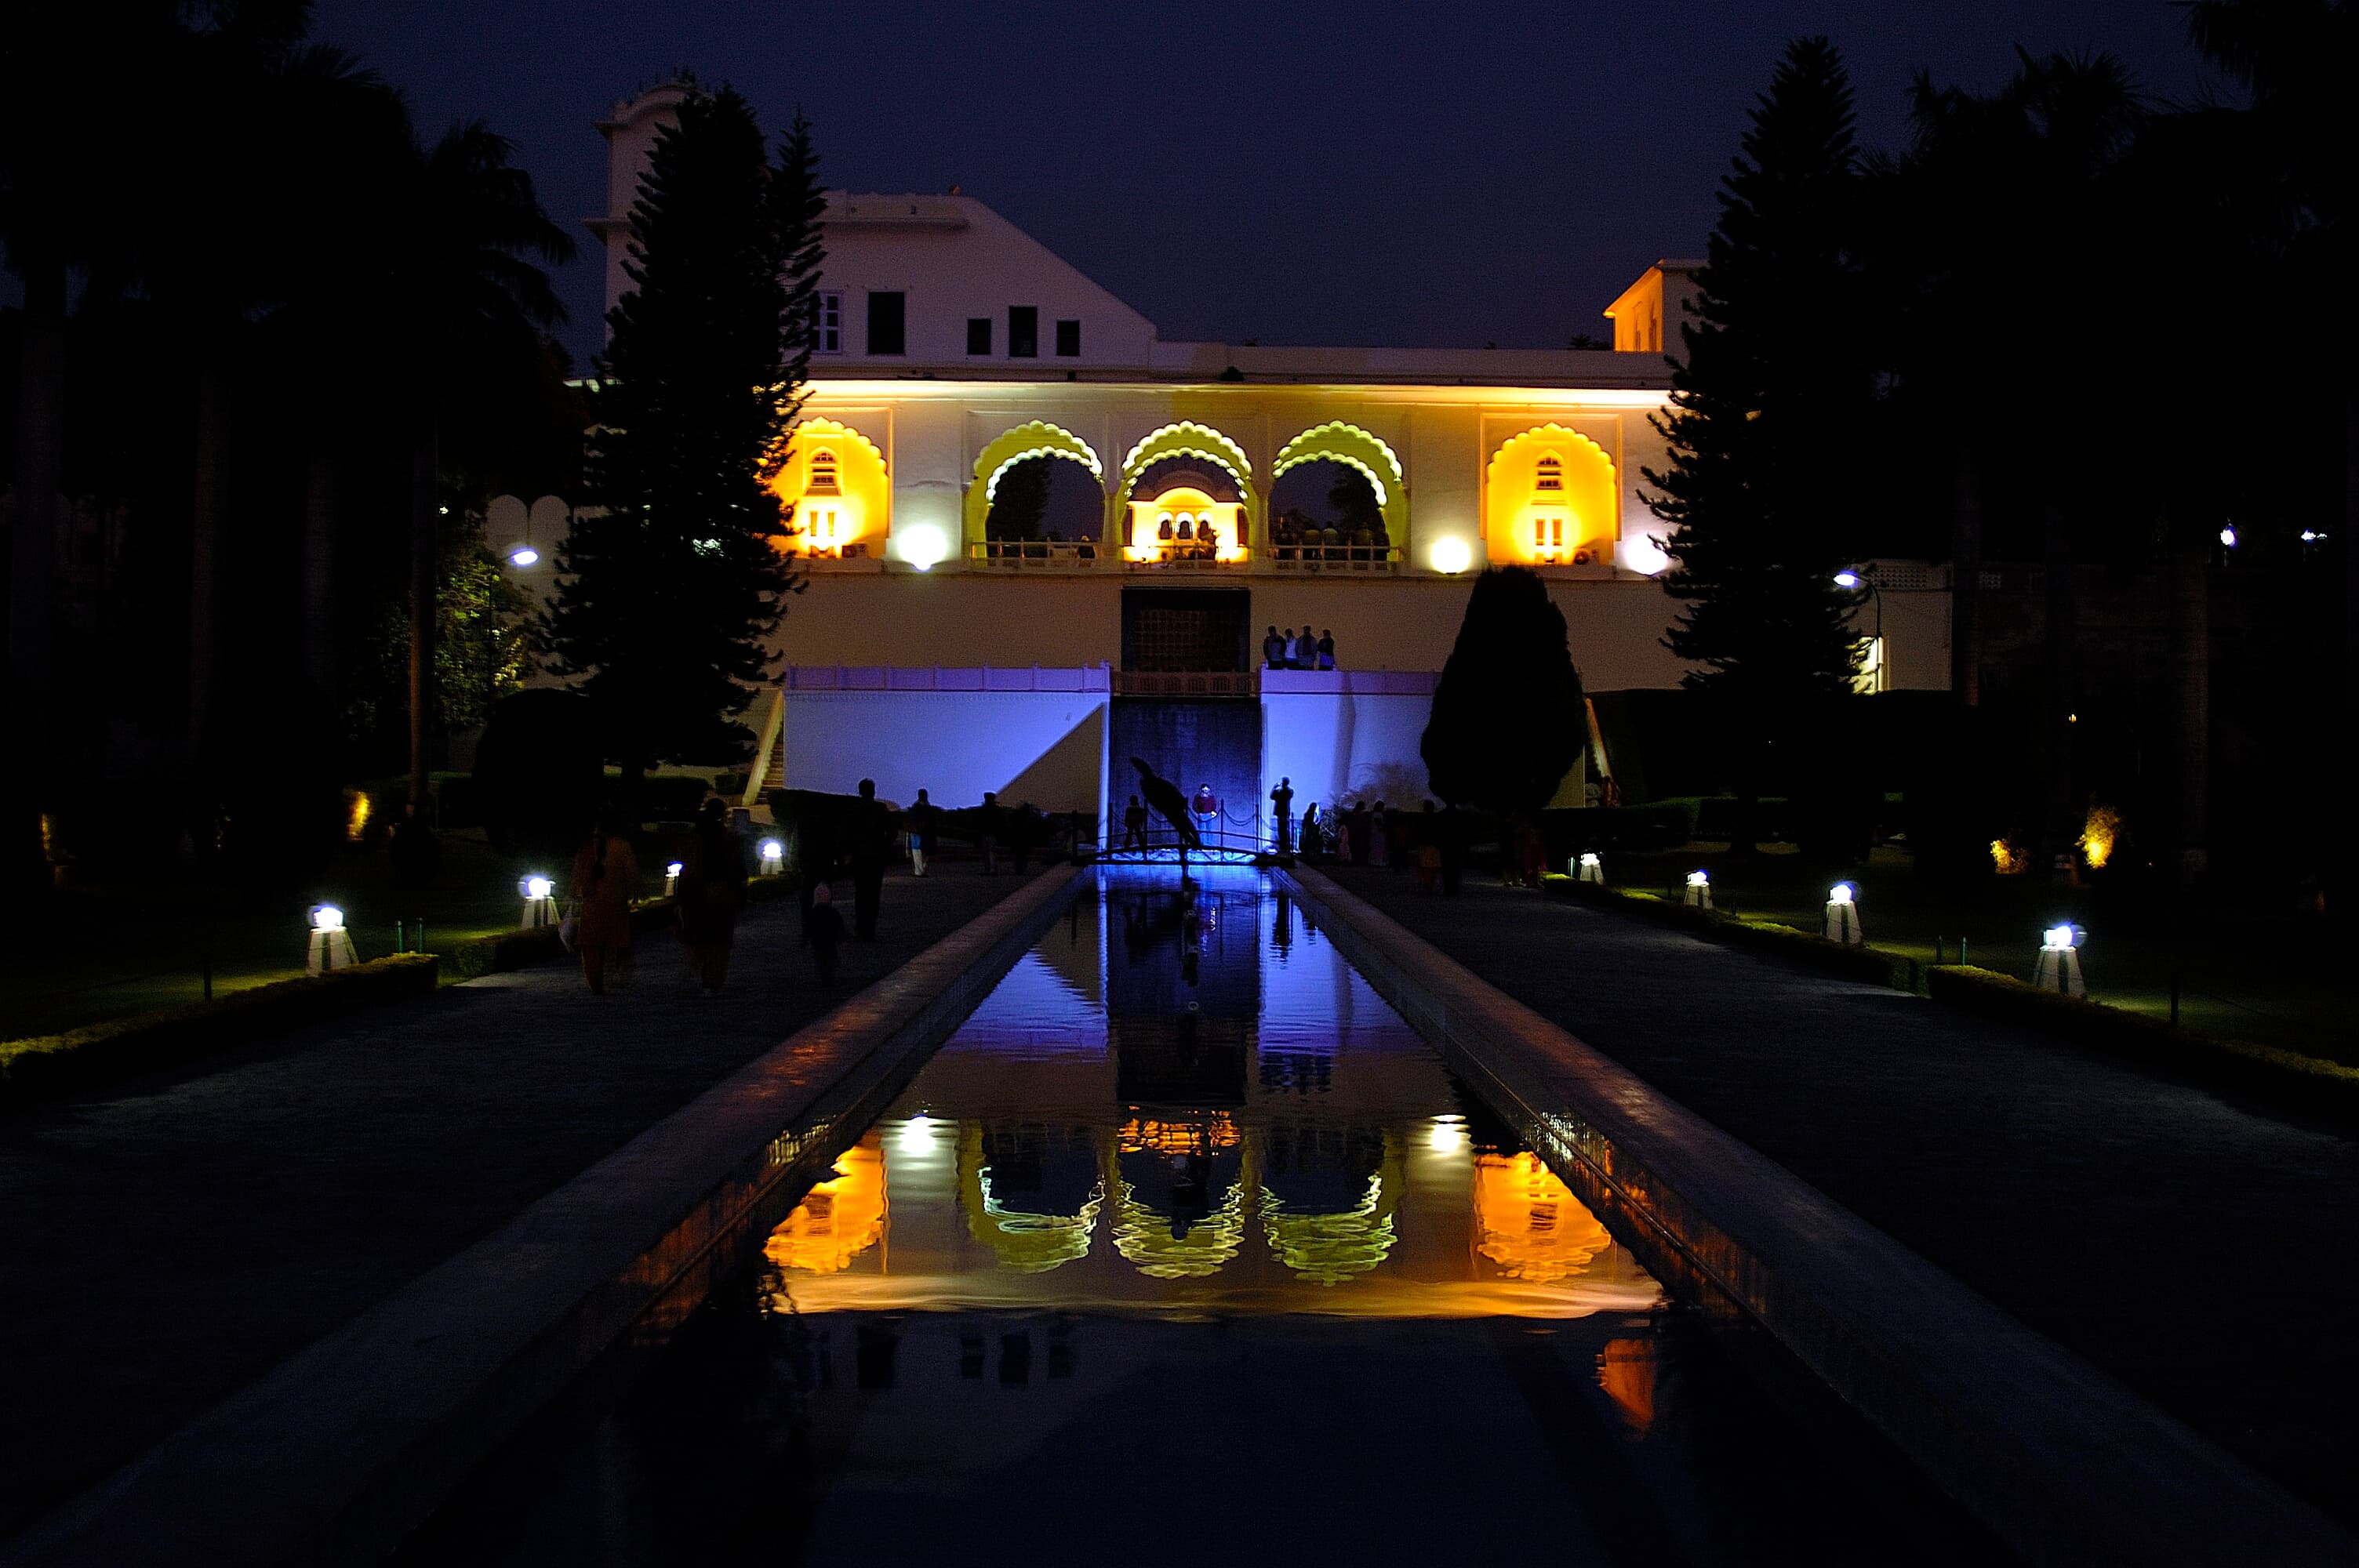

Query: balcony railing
(970, 539), (1106, 569)
(1110, 670), (1259, 699)
(1125, 546), (1251, 572)
(1267, 543), (1401, 573)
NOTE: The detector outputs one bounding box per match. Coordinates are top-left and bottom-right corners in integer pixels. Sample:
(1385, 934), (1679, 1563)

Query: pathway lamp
(2035, 923), (2086, 998)
(1834, 570), (1885, 693)
(520, 875), (557, 928)
(665, 861), (684, 897)
(1576, 851), (1604, 884)
(307, 905), (358, 976)
(758, 839), (785, 876)
(1683, 869), (1713, 911)
(1824, 881), (1863, 946)
(2218, 526), (2237, 549)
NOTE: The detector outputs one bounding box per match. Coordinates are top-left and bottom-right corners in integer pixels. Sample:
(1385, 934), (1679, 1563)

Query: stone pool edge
(1278, 863), (2353, 1568)
(3, 864), (1089, 1568)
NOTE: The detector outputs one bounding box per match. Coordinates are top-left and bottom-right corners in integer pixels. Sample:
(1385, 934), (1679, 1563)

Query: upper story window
(1535, 454), (1564, 493)
(808, 448), (841, 495)
(1055, 319), (1081, 358)
(867, 291), (906, 356)
(1009, 306), (1038, 358)
(966, 318), (992, 355)
(813, 291), (842, 354)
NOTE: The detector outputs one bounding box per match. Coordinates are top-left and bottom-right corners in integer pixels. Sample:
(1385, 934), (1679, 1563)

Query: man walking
(906, 787), (940, 877)
(979, 790), (1007, 874)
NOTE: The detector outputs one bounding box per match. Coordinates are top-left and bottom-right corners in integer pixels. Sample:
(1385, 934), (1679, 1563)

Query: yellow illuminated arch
(1113, 422), (1259, 546)
(771, 418), (889, 558)
(762, 1135), (887, 1274)
(962, 421), (1105, 543)
(1485, 425), (1617, 566)
(956, 1123), (1102, 1274)
(1272, 421), (1408, 543)
(1470, 1151), (1612, 1283)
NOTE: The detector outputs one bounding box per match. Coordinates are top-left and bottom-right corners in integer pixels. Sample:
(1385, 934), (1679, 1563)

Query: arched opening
(1124, 458), (1245, 564)
(1114, 423), (1258, 565)
(1485, 425), (1616, 567)
(770, 419), (889, 559)
(1270, 422), (1406, 571)
(983, 454), (1107, 561)
(965, 421), (1107, 564)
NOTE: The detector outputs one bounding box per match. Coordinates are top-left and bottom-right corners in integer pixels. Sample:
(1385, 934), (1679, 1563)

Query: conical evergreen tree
(1421, 567), (1587, 817)
(546, 85), (821, 779)
(1644, 37), (1871, 847)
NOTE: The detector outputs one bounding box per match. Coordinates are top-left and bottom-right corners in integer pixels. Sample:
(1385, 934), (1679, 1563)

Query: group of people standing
(1263, 625), (1337, 670)
(566, 797), (750, 998)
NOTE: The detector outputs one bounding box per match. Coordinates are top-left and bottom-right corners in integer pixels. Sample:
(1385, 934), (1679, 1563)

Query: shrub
(631, 773), (716, 824)
(477, 690), (603, 862)
(193, 677), (346, 891)
(0, 954), (438, 1106)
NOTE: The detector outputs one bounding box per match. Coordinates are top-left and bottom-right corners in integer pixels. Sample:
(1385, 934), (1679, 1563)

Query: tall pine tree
(1644, 38), (1870, 848)
(546, 86), (822, 781)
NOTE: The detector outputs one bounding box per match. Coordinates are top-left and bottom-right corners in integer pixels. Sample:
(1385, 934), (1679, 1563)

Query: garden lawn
(0, 829), (623, 1041)
(1576, 842), (2354, 1066)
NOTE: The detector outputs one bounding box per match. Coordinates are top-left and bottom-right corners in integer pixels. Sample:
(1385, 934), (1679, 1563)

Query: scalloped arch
(963, 422), (1106, 542)
(1114, 422), (1259, 544)
(1271, 421), (1409, 540)
(1485, 423), (1619, 563)
(773, 418), (892, 551)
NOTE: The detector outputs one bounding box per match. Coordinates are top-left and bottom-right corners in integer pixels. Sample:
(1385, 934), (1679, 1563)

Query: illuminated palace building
(591, 86), (1951, 826)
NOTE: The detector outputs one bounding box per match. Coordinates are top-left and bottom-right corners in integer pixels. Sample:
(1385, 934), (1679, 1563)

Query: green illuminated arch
(1113, 422), (1260, 545)
(964, 422), (1106, 543)
(1272, 422), (1408, 542)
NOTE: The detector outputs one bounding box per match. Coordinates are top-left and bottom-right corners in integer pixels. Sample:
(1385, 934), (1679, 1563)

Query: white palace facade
(586, 85), (1950, 826)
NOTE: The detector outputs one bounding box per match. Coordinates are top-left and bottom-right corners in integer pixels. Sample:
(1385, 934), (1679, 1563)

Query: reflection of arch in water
(1471, 1151), (1612, 1283)
(956, 1123), (1102, 1274)
(1260, 1131), (1404, 1285)
(1107, 1119), (1253, 1279)
(763, 1134), (887, 1274)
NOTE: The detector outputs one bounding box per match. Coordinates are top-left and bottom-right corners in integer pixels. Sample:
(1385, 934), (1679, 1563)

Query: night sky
(312, 1), (2218, 367)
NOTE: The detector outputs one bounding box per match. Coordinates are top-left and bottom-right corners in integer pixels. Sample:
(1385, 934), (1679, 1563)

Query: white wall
(782, 689), (1107, 813)
(1262, 674), (1441, 815)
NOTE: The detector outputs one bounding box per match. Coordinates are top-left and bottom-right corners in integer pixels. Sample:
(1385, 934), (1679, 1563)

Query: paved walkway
(0, 866), (1023, 1541)
(1321, 866), (2359, 1525)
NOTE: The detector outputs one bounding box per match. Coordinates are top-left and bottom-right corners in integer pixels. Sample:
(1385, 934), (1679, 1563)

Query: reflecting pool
(416, 870), (2001, 1566)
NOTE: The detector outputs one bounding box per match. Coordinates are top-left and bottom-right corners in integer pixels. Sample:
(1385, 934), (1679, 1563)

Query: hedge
(0, 954), (440, 1106)
(1924, 964), (2359, 1105)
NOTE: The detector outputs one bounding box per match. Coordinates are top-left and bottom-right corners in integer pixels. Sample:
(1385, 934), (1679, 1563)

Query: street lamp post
(1834, 568), (1884, 692)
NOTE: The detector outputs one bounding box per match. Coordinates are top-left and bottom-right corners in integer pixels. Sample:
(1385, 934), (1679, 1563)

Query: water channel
(413, 869), (2001, 1565)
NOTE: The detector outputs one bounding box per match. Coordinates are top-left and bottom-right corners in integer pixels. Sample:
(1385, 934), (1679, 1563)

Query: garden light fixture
(2219, 526), (2237, 548)
(1833, 570), (1861, 588)
(1824, 883), (1863, 946)
(2036, 924), (2085, 997)
(758, 839), (785, 874)
(1683, 869), (1712, 911)
(307, 906), (358, 976)
(1576, 851), (1603, 884)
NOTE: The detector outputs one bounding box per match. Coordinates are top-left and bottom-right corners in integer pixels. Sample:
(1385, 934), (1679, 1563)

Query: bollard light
(519, 875), (554, 900)
(1683, 869), (1713, 911)
(2035, 923), (2086, 998)
(758, 838), (784, 874)
(665, 860), (684, 897)
(1686, 870), (1709, 888)
(1824, 882), (1863, 946)
(1576, 851), (1604, 885)
(307, 905), (357, 975)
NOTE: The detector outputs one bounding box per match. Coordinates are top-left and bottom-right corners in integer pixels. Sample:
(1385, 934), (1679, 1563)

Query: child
(805, 883), (846, 985)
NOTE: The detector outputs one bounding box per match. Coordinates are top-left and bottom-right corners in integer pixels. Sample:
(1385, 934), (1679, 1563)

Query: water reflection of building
(1260, 1121), (1404, 1284)
(956, 1122), (1102, 1273)
(763, 1134), (887, 1274)
(1471, 1151), (1613, 1283)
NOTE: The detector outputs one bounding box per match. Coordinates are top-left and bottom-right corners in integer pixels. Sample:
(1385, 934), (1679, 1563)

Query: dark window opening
(965, 318), (992, 355)
(1055, 319), (1081, 357)
(1009, 306), (1038, 358)
(867, 291), (905, 356)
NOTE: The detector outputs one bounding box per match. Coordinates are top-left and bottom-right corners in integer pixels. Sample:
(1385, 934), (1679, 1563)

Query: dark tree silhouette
(546, 87), (823, 782)
(1644, 36), (1870, 851)
(1421, 567), (1587, 818)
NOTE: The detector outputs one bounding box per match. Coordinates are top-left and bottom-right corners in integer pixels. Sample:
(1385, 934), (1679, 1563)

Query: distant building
(578, 86), (1948, 829)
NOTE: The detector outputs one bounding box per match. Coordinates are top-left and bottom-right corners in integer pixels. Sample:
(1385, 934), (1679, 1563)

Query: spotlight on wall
(900, 523), (950, 572)
(507, 546), (540, 568)
(1430, 536), (1472, 575)
(1623, 535), (1671, 576)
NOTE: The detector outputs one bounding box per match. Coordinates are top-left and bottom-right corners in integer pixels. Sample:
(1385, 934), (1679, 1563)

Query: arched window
(1535, 454), (1564, 493)
(809, 449), (841, 495)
